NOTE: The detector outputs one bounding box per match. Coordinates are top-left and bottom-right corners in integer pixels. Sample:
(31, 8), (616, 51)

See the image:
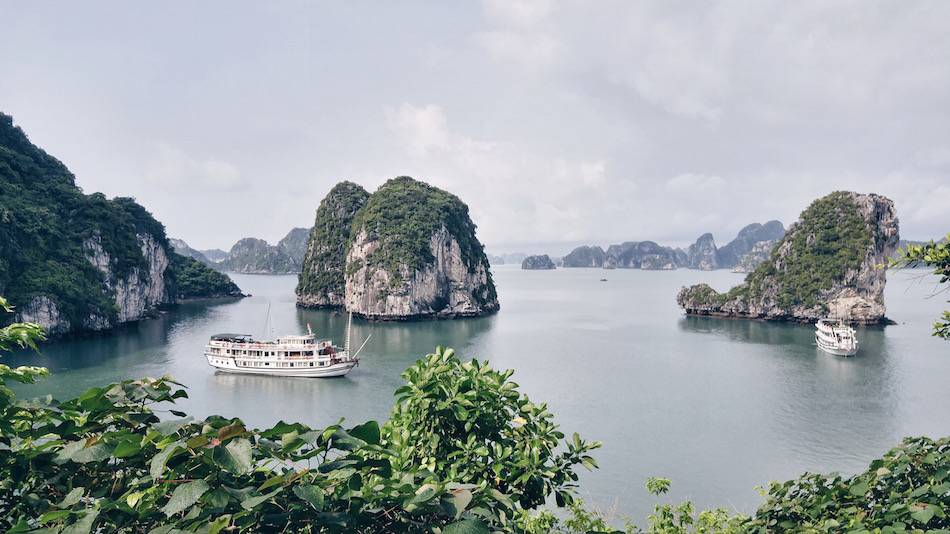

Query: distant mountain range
(560, 221), (786, 271)
(171, 227), (311, 274)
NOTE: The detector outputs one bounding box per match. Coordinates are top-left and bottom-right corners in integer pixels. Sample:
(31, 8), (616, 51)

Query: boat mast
(345, 311), (352, 355)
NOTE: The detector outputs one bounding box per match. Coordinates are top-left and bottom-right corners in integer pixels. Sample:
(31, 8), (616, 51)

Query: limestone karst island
(1, 3), (949, 533)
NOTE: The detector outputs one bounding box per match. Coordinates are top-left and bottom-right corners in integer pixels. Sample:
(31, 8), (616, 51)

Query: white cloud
(145, 144), (245, 192)
(385, 104), (450, 157)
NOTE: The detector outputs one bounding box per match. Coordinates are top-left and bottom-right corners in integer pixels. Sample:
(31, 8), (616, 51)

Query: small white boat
(815, 318), (858, 356)
(204, 315), (367, 378)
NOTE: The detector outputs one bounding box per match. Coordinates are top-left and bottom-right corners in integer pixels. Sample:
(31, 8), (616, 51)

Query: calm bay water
(8, 266), (950, 520)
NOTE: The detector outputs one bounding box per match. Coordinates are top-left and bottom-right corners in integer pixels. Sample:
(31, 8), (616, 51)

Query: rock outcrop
(170, 238), (214, 266)
(277, 227), (311, 265)
(0, 112), (244, 336)
(715, 220), (785, 268)
(677, 192), (899, 324)
(686, 233), (719, 270)
(563, 221), (784, 272)
(605, 241), (685, 270)
(296, 182), (370, 308)
(732, 239), (779, 273)
(220, 237), (299, 274)
(343, 177), (498, 320)
(521, 255), (556, 270)
(562, 246), (607, 268)
(168, 254), (245, 300)
(199, 248), (228, 263)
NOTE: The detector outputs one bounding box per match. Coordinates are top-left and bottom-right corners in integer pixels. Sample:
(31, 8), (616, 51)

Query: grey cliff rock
(677, 192), (898, 324)
(521, 255), (556, 270)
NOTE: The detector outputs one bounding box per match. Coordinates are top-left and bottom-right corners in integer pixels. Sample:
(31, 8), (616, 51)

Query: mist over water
(9, 267), (950, 520)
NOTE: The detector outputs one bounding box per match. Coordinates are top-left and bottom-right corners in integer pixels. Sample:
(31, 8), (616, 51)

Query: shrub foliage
(893, 233), (950, 339)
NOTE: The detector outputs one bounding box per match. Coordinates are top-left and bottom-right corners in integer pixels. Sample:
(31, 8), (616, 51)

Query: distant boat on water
(815, 318), (858, 356)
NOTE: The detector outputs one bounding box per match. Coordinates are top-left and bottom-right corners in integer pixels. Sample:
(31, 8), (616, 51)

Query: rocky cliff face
(521, 254), (556, 270)
(715, 220), (786, 268)
(1, 112), (244, 336)
(169, 238), (213, 265)
(343, 177), (498, 320)
(199, 248), (228, 263)
(220, 237), (298, 274)
(605, 241), (685, 270)
(83, 232), (171, 324)
(562, 246), (607, 267)
(296, 181), (370, 308)
(733, 239), (779, 273)
(687, 233), (719, 270)
(277, 227), (311, 264)
(677, 192), (899, 324)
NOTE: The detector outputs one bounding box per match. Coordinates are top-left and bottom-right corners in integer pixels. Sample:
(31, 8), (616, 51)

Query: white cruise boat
(204, 317), (366, 378)
(815, 318), (858, 356)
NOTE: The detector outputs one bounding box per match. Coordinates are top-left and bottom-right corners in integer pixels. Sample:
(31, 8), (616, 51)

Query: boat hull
(205, 355), (358, 378)
(815, 335), (858, 356)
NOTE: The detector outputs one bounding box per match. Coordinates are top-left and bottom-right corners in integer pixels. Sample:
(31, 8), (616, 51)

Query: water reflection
(677, 315), (811, 346)
(6, 298), (241, 372)
(677, 313), (900, 469)
(295, 307), (496, 361)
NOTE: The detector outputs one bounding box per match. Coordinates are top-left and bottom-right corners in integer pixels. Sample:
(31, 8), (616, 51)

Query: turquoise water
(8, 266), (950, 520)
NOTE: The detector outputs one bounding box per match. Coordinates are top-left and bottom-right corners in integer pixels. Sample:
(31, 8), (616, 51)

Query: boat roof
(210, 333), (255, 341)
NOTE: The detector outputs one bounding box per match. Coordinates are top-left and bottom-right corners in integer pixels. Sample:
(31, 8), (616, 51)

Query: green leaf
(849, 481), (869, 496)
(207, 515), (231, 534)
(152, 417), (193, 436)
(442, 519), (489, 534)
(446, 488), (472, 518)
(213, 437), (253, 475)
(113, 438), (142, 458)
(150, 442), (184, 480)
(348, 420), (380, 445)
(910, 504), (936, 525)
(162, 479), (210, 517)
(241, 488), (282, 510)
(292, 484), (325, 511)
(59, 487), (84, 508)
(408, 483), (440, 505)
(203, 488), (231, 509)
(257, 474), (286, 492)
(38, 509), (72, 524)
(62, 508), (99, 534)
(72, 443), (112, 464)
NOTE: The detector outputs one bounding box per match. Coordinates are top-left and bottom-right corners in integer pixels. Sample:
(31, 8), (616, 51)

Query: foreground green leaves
(0, 345), (601, 532)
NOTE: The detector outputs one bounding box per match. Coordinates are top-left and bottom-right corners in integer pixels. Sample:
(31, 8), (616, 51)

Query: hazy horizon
(3, 1), (948, 252)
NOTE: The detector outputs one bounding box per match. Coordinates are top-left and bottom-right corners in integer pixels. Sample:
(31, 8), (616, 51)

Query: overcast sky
(2, 1), (948, 254)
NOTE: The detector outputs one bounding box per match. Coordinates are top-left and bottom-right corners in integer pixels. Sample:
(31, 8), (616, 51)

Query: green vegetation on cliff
(296, 181), (369, 304)
(684, 192), (874, 313)
(168, 253), (243, 299)
(0, 113), (242, 330)
(0, 113), (163, 325)
(349, 177), (489, 276)
(745, 192), (872, 309)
